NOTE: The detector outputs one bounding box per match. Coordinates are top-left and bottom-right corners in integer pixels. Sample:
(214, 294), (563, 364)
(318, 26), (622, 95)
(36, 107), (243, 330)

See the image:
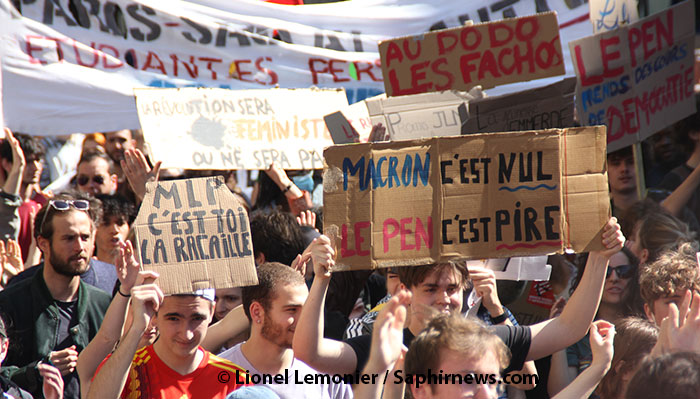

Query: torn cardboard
(378, 11), (565, 96)
(463, 78), (576, 134)
(134, 176), (258, 294)
(324, 126), (610, 271)
(324, 99), (378, 144)
(570, 1), (695, 152)
(366, 87), (483, 140)
(135, 87), (349, 170)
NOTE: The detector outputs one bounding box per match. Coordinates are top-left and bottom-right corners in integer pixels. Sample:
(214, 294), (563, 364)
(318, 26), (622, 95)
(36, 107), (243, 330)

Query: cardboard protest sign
(324, 99), (377, 144)
(570, 1), (695, 152)
(378, 12), (565, 96)
(324, 126), (609, 271)
(507, 281), (555, 325)
(463, 78), (576, 134)
(134, 176), (258, 294)
(365, 88), (483, 140)
(589, 0), (639, 34)
(135, 88), (349, 170)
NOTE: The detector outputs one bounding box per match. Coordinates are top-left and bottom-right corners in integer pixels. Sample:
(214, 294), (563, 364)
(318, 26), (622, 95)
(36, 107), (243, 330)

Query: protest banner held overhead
(378, 11), (566, 96)
(134, 176), (258, 295)
(135, 87), (349, 170)
(324, 126), (610, 271)
(0, 0), (593, 135)
(570, 1), (695, 152)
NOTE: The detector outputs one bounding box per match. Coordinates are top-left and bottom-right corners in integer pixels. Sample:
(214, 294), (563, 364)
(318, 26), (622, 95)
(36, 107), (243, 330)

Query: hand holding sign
(598, 217), (625, 259)
(309, 235), (334, 278)
(130, 272), (163, 335)
(468, 265), (503, 317)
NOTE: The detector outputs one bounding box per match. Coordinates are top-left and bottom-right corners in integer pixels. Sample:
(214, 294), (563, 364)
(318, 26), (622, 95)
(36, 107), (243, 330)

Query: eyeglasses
(38, 200), (90, 236)
(77, 175), (106, 186)
(606, 264), (635, 279)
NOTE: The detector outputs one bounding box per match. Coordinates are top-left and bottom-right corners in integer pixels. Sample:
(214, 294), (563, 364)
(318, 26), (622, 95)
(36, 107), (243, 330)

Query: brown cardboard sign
(366, 89), (483, 140)
(134, 176), (258, 294)
(463, 78), (576, 134)
(324, 126), (609, 271)
(570, 1), (695, 152)
(378, 11), (565, 97)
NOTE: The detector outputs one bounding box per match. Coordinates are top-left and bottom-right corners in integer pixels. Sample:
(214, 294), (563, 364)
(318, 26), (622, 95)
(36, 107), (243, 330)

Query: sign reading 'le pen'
(324, 127), (610, 271)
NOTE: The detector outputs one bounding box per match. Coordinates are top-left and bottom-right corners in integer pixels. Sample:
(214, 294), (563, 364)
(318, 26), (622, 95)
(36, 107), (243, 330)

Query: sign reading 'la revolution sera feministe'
(324, 127), (610, 271)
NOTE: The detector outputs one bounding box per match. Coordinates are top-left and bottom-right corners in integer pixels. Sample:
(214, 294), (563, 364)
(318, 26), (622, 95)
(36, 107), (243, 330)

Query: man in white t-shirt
(220, 262), (352, 399)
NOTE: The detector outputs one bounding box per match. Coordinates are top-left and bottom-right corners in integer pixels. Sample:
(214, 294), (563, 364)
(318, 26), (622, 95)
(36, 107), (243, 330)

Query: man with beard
(219, 262), (352, 399)
(0, 193), (111, 399)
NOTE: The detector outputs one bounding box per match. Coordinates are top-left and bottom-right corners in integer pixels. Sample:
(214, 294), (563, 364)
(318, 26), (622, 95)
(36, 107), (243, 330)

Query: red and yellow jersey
(121, 344), (250, 399)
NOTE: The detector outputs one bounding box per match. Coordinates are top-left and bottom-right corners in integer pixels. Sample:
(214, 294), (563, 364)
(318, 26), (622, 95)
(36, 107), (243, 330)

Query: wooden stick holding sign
(134, 176), (258, 294)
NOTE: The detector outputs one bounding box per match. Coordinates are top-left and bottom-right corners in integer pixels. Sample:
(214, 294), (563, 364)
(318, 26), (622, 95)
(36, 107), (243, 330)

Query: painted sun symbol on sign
(189, 116), (229, 148)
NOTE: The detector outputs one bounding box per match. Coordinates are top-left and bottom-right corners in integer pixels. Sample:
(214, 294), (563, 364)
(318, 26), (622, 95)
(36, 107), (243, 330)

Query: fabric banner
(570, 1), (696, 152)
(0, 0), (592, 135)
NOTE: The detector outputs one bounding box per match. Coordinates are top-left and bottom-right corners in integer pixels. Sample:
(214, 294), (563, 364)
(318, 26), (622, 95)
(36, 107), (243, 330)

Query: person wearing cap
(0, 193), (111, 399)
(88, 279), (250, 399)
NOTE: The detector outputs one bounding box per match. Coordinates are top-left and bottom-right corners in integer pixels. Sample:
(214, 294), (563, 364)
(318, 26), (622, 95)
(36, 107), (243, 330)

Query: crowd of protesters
(0, 94), (699, 399)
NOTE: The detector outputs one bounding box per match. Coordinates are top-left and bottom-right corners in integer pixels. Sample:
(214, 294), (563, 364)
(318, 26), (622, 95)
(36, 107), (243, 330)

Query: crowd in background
(0, 65), (699, 399)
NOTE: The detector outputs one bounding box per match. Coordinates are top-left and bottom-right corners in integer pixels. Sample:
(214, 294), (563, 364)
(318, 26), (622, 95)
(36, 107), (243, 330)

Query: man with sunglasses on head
(74, 152), (118, 197)
(6, 193), (118, 295)
(0, 193), (111, 399)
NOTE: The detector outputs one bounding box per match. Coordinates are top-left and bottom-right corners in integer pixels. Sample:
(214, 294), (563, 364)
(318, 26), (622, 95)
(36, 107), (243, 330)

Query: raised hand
(467, 265), (502, 316)
(296, 210), (317, 230)
(589, 320), (615, 369)
(599, 217), (625, 258)
(129, 271), (163, 335)
(121, 148), (161, 201)
(2, 128), (25, 196)
(308, 235), (335, 278)
(114, 240), (140, 293)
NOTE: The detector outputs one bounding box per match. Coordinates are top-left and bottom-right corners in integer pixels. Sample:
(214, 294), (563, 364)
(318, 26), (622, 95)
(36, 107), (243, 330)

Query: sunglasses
(38, 200), (90, 236)
(77, 175), (106, 186)
(606, 264), (635, 279)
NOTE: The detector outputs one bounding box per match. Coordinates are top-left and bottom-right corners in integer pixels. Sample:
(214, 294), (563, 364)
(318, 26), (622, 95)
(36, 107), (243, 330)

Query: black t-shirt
(345, 324), (532, 375)
(55, 300), (81, 399)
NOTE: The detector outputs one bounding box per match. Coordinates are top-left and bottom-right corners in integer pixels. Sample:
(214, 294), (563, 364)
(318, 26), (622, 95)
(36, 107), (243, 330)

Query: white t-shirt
(219, 343), (353, 399)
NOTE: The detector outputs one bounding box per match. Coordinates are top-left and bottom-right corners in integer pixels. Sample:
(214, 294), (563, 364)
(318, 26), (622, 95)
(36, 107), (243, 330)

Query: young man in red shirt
(88, 282), (250, 399)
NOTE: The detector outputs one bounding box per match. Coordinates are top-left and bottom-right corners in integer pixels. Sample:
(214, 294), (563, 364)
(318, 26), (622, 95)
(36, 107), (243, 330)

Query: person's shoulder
(0, 271), (34, 300)
(208, 350), (248, 374)
(217, 343), (243, 362)
(80, 279), (112, 302)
